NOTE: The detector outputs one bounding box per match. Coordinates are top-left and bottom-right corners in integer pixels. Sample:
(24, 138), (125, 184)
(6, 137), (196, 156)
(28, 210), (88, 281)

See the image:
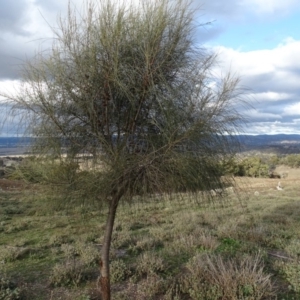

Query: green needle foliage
(4, 0), (248, 298)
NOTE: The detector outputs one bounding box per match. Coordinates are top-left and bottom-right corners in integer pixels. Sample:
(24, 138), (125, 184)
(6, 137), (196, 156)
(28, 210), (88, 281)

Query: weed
(75, 242), (100, 266)
(198, 233), (220, 251)
(48, 234), (73, 247)
(181, 253), (275, 300)
(136, 274), (166, 300)
(285, 240), (300, 258)
(164, 281), (183, 300)
(216, 237), (241, 254)
(111, 231), (136, 250)
(132, 236), (164, 253)
(0, 270), (24, 300)
(110, 259), (130, 283)
(281, 261), (300, 294)
(60, 243), (77, 258)
(136, 252), (166, 277)
(49, 259), (87, 287)
(0, 246), (31, 263)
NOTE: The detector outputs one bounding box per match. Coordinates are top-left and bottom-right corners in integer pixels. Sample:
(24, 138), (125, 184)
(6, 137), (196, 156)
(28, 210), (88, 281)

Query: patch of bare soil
(275, 165), (300, 179)
(237, 175), (299, 192)
(0, 179), (27, 191)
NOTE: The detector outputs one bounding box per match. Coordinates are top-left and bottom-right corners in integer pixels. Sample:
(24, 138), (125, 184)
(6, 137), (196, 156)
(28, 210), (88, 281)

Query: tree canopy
(5, 0), (247, 298)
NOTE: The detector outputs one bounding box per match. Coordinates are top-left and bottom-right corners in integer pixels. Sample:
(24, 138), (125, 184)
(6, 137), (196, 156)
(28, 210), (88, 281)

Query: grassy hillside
(0, 173), (300, 299)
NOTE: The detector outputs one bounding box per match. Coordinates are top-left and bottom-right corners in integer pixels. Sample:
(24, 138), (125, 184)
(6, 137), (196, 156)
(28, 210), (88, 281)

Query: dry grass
(1, 171), (300, 299)
(182, 253), (274, 300)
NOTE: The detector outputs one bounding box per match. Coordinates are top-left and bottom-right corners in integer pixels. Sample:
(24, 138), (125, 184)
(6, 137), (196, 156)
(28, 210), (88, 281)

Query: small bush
(0, 272), (23, 300)
(5, 220), (30, 234)
(50, 259), (87, 287)
(136, 274), (166, 300)
(75, 242), (100, 266)
(111, 231), (136, 250)
(281, 261), (300, 294)
(136, 252), (166, 277)
(279, 154), (300, 168)
(0, 247), (31, 263)
(110, 259), (130, 283)
(216, 237), (241, 254)
(284, 240), (300, 259)
(8, 157), (79, 184)
(238, 157), (269, 178)
(60, 243), (77, 258)
(181, 253), (275, 300)
(198, 234), (220, 251)
(48, 234), (73, 247)
(164, 281), (183, 300)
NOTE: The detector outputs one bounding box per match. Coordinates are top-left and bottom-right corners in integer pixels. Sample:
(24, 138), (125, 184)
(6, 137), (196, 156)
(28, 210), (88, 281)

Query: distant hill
(1, 135), (300, 156)
(0, 137), (33, 156)
(236, 134), (300, 154)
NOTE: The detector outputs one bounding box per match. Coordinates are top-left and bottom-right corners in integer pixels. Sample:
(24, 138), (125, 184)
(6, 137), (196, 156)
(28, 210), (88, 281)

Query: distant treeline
(222, 154), (300, 178)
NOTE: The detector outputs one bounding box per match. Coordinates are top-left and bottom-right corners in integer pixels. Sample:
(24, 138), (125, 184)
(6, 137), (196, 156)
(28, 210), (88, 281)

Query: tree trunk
(99, 192), (121, 300)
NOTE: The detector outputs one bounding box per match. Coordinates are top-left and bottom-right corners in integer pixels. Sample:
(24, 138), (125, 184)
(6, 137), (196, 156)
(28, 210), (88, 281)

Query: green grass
(1, 176), (300, 299)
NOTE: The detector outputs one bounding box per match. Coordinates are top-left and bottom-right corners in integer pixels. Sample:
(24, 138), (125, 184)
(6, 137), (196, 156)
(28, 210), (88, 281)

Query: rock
(0, 157), (24, 177)
(3, 160), (16, 167)
(277, 181), (283, 190)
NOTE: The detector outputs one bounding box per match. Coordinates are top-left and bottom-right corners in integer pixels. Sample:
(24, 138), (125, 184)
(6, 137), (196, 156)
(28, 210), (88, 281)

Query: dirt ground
(0, 179), (27, 191)
(275, 165), (300, 179)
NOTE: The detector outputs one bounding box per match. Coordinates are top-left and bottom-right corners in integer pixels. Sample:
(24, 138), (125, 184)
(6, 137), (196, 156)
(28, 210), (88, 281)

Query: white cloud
(215, 38), (300, 94)
(245, 109), (281, 120)
(250, 92), (293, 102)
(274, 38), (300, 69)
(0, 80), (21, 101)
(283, 102), (300, 116)
(249, 119), (300, 135)
(211, 38), (300, 134)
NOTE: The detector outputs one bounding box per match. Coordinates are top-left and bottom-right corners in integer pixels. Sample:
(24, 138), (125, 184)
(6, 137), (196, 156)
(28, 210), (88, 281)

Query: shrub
(238, 157), (269, 178)
(281, 261), (300, 294)
(136, 274), (166, 300)
(75, 242), (100, 266)
(110, 259), (130, 283)
(8, 157), (79, 184)
(60, 243), (77, 258)
(48, 234), (73, 247)
(50, 259), (87, 287)
(181, 253), (275, 300)
(0, 272), (23, 300)
(0, 246), (31, 263)
(279, 154), (300, 168)
(136, 252), (166, 277)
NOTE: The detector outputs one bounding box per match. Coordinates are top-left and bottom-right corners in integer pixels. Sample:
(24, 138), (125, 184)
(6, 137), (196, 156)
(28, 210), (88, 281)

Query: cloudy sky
(0, 0), (300, 135)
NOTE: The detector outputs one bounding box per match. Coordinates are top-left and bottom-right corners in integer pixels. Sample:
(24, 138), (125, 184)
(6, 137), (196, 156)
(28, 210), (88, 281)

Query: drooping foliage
(9, 0), (245, 201)
(5, 1), (247, 298)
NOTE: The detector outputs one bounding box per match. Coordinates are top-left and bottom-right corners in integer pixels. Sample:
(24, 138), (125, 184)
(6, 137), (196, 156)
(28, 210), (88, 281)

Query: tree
(5, 0), (247, 298)
(238, 157), (269, 178)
